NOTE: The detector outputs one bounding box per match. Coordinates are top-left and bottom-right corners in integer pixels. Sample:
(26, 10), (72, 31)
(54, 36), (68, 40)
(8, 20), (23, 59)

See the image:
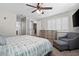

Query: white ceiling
(0, 3), (79, 20)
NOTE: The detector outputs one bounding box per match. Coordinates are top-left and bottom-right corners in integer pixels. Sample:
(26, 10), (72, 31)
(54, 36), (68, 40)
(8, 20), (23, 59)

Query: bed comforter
(0, 35), (53, 56)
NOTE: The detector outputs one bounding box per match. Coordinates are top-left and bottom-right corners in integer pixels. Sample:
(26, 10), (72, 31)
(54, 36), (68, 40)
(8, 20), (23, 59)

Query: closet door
(21, 17), (26, 35)
(16, 16), (26, 35)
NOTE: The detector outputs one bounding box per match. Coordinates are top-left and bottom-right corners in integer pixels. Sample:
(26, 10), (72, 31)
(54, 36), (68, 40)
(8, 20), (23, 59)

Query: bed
(0, 35), (53, 56)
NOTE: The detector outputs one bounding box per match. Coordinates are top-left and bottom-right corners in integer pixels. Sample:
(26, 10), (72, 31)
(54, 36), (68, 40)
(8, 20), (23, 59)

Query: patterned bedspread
(0, 35), (53, 56)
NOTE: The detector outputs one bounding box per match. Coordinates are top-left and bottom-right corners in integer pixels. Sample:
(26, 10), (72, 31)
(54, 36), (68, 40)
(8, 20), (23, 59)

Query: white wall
(0, 10), (16, 36)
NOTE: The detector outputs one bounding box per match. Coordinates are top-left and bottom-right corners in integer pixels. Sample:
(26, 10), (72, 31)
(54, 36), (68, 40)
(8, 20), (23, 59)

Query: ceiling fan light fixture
(36, 10), (42, 14)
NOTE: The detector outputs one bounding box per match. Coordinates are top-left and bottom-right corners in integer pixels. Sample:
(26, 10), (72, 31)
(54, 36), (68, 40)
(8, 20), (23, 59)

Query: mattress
(0, 35), (53, 56)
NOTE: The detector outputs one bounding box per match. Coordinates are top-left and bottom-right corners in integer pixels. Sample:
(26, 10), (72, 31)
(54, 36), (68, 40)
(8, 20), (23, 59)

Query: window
(61, 17), (69, 32)
(56, 18), (62, 31)
(47, 16), (69, 32)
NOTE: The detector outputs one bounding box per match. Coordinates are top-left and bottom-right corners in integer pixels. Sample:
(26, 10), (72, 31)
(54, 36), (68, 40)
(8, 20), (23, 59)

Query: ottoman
(53, 40), (68, 51)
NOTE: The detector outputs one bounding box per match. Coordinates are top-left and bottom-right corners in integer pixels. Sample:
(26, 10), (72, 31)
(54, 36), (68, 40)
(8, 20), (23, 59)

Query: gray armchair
(53, 33), (79, 51)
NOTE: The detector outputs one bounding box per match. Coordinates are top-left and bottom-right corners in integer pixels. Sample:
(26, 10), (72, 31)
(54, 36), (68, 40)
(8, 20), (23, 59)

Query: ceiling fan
(26, 3), (52, 14)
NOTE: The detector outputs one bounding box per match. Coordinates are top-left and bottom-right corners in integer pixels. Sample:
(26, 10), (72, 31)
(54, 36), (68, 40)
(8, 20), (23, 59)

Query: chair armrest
(68, 36), (79, 42)
(63, 36), (79, 41)
(73, 36), (79, 40)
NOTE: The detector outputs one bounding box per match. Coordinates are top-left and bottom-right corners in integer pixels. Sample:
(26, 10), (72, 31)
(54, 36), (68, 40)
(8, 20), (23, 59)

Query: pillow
(0, 36), (6, 46)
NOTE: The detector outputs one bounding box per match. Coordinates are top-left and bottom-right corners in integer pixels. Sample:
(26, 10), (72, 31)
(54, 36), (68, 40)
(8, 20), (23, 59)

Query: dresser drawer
(39, 30), (57, 45)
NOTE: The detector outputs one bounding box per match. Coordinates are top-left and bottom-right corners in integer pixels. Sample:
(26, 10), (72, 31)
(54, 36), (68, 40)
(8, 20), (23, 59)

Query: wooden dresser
(39, 30), (57, 45)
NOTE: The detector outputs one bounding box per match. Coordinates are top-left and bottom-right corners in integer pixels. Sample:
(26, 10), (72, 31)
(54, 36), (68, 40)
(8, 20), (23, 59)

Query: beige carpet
(53, 47), (79, 56)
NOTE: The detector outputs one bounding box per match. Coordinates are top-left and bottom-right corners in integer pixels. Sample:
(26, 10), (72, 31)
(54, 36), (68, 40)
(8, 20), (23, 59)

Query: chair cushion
(60, 38), (73, 42)
(67, 33), (79, 39)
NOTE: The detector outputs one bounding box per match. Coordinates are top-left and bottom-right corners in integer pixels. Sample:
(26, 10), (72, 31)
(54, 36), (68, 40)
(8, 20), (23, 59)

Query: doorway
(33, 23), (37, 36)
(16, 15), (26, 35)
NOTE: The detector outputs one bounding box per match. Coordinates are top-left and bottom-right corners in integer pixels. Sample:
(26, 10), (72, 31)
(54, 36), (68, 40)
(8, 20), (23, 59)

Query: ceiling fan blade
(32, 9), (37, 13)
(41, 7), (52, 10)
(26, 4), (37, 8)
